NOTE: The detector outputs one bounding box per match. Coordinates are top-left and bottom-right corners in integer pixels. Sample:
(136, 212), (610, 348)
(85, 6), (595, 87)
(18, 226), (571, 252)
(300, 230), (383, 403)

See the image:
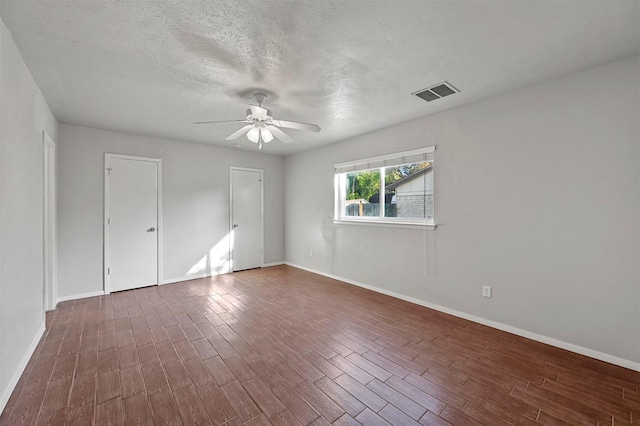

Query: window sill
(333, 219), (436, 230)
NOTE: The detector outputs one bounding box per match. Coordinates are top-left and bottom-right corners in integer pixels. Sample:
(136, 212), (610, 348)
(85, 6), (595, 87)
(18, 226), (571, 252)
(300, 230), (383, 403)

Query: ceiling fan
(194, 93), (321, 149)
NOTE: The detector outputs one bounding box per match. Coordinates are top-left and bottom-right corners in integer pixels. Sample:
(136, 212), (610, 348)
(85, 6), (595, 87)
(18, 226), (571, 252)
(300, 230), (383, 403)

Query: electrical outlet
(310, 249), (314, 257)
(483, 285), (492, 298)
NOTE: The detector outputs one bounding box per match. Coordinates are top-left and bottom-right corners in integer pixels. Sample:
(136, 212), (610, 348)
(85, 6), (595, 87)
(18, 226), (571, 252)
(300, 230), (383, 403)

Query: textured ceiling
(2, 1), (639, 155)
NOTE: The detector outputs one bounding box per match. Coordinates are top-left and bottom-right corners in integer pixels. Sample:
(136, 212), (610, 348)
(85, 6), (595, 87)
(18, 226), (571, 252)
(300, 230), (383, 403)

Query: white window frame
(333, 146), (436, 230)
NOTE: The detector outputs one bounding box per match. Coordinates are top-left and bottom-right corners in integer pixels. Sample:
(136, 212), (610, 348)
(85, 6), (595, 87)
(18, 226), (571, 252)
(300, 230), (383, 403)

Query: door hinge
(108, 218), (110, 225)
(106, 168), (112, 175)
(107, 267), (110, 275)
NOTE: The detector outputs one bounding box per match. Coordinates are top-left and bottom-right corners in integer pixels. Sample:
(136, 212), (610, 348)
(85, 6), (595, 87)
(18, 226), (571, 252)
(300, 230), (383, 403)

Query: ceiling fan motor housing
(246, 108), (271, 122)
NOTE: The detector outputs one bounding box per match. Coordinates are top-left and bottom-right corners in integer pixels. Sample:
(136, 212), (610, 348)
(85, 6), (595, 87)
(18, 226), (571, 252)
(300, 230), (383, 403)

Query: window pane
(385, 161), (433, 219)
(342, 169), (380, 217)
(334, 147), (435, 226)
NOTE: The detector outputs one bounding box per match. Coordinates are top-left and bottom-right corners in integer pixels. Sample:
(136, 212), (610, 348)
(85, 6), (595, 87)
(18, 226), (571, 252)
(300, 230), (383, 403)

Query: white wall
(0, 16), (58, 411)
(57, 124), (285, 299)
(285, 56), (640, 367)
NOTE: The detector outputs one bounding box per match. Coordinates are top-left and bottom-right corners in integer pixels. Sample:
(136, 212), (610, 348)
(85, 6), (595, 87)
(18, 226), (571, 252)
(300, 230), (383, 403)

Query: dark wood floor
(1, 265), (638, 425)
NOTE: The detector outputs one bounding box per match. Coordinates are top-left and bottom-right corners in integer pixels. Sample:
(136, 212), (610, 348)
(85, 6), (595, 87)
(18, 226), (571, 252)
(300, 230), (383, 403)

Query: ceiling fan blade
(267, 125), (293, 144)
(249, 105), (268, 119)
(271, 119), (320, 132)
(225, 124), (255, 140)
(193, 119), (251, 125)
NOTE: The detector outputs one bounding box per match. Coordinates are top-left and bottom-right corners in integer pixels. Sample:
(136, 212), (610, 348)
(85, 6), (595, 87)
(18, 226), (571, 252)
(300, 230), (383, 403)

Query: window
(334, 146), (435, 228)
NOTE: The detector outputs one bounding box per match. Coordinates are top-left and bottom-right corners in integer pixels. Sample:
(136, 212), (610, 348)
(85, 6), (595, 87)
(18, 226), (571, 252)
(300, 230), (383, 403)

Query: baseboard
(56, 290), (105, 304)
(285, 262), (640, 372)
(162, 271), (226, 285)
(163, 264), (284, 284)
(0, 322), (46, 414)
(163, 276), (207, 285)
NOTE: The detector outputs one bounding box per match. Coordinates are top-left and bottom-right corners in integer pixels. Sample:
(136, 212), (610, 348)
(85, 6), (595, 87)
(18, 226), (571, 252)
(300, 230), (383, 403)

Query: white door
(106, 155), (161, 292)
(231, 168), (263, 271)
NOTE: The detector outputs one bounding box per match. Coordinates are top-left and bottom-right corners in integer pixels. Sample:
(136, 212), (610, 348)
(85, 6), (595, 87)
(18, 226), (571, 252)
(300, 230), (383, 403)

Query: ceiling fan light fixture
(261, 127), (273, 143)
(247, 126), (260, 143)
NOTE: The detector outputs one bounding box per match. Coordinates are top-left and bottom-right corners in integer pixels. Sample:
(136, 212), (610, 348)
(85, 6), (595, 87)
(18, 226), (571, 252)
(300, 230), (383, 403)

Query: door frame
(43, 132), (57, 313)
(104, 153), (163, 294)
(229, 166), (264, 271)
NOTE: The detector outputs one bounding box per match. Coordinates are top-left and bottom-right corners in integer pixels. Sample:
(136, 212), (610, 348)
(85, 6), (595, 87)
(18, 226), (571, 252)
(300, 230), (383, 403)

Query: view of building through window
(340, 161), (434, 221)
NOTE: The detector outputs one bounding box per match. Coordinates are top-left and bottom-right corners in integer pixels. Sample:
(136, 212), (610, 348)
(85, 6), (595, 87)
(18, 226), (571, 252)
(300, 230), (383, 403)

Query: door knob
(233, 224), (239, 229)
(147, 227), (156, 232)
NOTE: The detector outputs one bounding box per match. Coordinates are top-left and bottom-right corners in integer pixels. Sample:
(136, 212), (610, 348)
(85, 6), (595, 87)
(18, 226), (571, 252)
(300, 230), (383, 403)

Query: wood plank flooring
(1, 265), (638, 425)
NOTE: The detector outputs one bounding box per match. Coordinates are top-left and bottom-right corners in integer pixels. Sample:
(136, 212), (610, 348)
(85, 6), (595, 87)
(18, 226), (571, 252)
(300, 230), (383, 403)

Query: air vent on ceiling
(412, 81), (459, 102)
